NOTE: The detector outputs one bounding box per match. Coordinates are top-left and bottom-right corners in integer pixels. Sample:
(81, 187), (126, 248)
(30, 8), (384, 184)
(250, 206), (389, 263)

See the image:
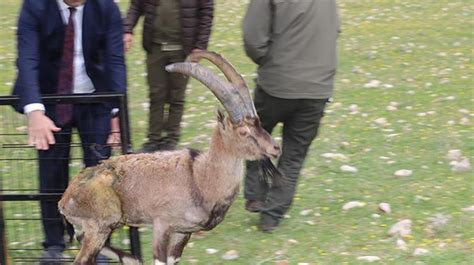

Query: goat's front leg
(152, 221), (171, 265)
(166, 232), (191, 264)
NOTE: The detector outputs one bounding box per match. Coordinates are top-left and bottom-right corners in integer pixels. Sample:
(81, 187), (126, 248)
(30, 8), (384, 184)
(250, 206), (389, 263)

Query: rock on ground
(413, 248), (430, 256)
(342, 201), (366, 210)
(357, 256), (381, 262)
(222, 250), (239, 260)
(389, 219), (412, 237)
(379, 203), (391, 214)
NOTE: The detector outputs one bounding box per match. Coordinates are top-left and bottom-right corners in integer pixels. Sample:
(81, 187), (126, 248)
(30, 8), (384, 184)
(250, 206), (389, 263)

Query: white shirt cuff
(24, 103), (45, 114)
(111, 108), (119, 117)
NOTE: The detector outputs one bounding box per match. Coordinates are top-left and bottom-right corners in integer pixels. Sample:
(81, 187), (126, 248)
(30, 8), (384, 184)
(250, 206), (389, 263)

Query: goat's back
(61, 149), (200, 226)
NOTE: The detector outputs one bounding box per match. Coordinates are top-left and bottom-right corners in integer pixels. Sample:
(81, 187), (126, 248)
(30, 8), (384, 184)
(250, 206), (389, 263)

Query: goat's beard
(258, 157), (287, 188)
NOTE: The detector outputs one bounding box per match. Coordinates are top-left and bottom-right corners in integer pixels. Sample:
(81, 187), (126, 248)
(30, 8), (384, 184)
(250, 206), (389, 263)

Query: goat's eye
(239, 130), (248, 136)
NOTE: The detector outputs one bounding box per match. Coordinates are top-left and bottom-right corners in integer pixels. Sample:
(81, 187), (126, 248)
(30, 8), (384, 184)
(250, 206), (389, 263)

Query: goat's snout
(267, 144), (281, 158)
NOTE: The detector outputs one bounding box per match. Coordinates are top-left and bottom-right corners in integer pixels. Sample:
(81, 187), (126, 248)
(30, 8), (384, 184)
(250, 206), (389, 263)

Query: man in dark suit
(12, 0), (126, 263)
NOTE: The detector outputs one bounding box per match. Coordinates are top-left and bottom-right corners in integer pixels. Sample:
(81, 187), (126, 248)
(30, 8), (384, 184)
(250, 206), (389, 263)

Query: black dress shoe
(245, 200), (265, 213)
(260, 215), (280, 233)
(260, 222), (278, 233)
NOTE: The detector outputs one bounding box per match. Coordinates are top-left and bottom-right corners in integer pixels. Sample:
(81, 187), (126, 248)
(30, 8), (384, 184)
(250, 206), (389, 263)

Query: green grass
(0, 0), (473, 264)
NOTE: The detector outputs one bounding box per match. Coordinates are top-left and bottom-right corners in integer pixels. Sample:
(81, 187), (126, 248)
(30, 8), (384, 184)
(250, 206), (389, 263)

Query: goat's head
(166, 51), (281, 160)
(215, 109), (280, 160)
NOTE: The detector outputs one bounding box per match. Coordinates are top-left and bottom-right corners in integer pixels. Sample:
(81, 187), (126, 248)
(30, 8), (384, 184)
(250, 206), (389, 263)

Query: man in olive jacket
(243, 0), (340, 232)
(123, 0), (214, 152)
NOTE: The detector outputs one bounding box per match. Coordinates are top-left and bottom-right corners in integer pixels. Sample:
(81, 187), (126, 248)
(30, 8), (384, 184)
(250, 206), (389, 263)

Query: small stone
(340, 141), (351, 148)
(374, 117), (388, 125)
(378, 203), (391, 214)
(357, 256), (381, 262)
(275, 250), (286, 256)
(451, 158), (471, 172)
(414, 195), (431, 203)
(140, 102), (150, 109)
(340, 165), (358, 173)
(389, 219), (412, 237)
(461, 205), (474, 212)
(386, 105), (397, 111)
(363, 80), (381, 88)
(394, 169), (413, 177)
(372, 213), (381, 219)
(446, 149), (462, 161)
(427, 213), (450, 230)
(459, 117), (470, 125)
(321, 152), (349, 161)
(288, 239), (299, 244)
(304, 220), (315, 225)
(275, 261), (289, 265)
(222, 250), (239, 260)
(206, 248), (218, 254)
(349, 104), (359, 113)
(342, 201), (366, 210)
(300, 209), (313, 216)
(396, 238), (408, 251)
(413, 248), (430, 256)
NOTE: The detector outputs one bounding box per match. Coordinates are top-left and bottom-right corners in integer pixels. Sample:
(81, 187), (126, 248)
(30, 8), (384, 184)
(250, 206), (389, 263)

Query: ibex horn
(186, 51), (257, 119)
(165, 62), (245, 124)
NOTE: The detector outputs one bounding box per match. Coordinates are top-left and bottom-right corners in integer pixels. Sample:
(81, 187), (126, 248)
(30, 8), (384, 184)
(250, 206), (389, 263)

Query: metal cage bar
(0, 93), (141, 263)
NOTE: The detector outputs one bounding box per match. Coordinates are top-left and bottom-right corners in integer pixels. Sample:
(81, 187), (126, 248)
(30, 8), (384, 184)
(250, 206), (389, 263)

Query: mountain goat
(58, 51), (281, 264)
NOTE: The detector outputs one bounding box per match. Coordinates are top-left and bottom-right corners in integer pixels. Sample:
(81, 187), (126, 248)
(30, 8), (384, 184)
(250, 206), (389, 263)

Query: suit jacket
(12, 0), (127, 113)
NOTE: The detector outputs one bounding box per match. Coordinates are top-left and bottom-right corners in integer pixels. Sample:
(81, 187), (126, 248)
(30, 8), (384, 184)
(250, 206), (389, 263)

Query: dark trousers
(39, 104), (111, 249)
(245, 86), (327, 224)
(146, 45), (188, 144)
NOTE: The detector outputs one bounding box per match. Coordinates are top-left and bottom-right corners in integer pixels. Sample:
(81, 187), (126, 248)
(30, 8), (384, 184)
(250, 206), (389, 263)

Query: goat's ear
(217, 109), (226, 130)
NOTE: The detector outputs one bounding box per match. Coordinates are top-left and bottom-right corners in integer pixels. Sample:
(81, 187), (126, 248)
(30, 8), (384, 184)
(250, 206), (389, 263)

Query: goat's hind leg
(152, 221), (172, 265)
(166, 232), (191, 264)
(74, 223), (112, 265)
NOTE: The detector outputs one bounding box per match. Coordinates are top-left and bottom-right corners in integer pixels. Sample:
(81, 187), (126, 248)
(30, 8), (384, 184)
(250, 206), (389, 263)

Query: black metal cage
(0, 93), (141, 264)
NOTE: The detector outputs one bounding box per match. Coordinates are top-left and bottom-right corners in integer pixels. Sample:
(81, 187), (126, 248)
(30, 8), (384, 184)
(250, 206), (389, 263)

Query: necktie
(56, 7), (76, 125)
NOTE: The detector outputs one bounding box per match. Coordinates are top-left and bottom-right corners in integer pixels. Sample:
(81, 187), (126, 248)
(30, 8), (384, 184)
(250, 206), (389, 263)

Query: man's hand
(124, 33), (133, 53)
(27, 111), (61, 150)
(107, 117), (121, 149)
